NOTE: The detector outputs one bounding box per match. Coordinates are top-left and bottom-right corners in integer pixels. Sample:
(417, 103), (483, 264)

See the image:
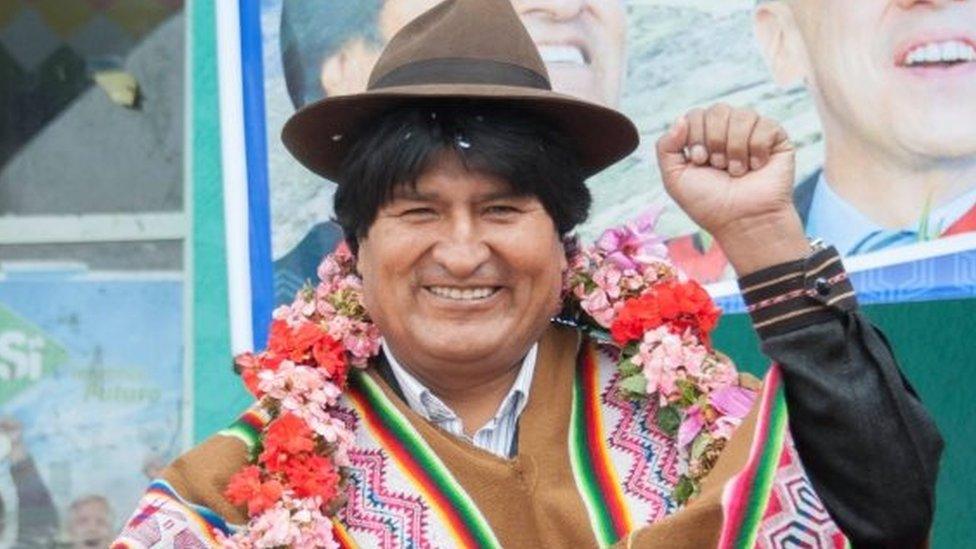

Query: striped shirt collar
(382, 342), (538, 458)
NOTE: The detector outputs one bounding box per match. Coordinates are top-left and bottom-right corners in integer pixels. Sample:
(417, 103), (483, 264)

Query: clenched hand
(656, 104), (810, 276)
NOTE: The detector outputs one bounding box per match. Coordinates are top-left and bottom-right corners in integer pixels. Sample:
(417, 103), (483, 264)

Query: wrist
(713, 210), (809, 277)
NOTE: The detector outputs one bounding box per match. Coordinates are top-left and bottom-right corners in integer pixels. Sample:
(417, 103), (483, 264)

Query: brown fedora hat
(281, 0), (640, 182)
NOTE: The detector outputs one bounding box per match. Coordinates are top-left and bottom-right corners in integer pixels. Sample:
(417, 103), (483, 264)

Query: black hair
(280, 0), (383, 108)
(333, 102), (592, 254)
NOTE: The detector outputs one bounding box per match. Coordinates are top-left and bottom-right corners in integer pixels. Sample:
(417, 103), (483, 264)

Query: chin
(548, 72), (606, 106)
(894, 117), (976, 158)
(416, 323), (517, 363)
(426, 333), (510, 362)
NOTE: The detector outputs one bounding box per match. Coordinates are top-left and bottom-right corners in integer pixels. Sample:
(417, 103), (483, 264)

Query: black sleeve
(11, 456), (60, 548)
(738, 246), (944, 548)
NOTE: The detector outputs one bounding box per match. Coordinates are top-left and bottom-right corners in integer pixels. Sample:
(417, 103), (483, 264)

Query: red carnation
(610, 294), (662, 344)
(289, 322), (327, 362)
(233, 352), (264, 398)
(259, 413), (317, 472)
(283, 453), (341, 502)
(313, 335), (348, 381)
(224, 466), (284, 517)
(610, 280), (721, 346)
(267, 319), (292, 356)
(665, 281), (721, 343)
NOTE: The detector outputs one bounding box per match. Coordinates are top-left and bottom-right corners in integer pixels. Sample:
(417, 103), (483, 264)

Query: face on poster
(259, 0), (976, 301)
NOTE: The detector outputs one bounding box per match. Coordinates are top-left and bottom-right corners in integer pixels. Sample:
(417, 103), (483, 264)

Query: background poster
(0, 266), (185, 547)
(249, 0), (976, 311)
(0, 2), (187, 546)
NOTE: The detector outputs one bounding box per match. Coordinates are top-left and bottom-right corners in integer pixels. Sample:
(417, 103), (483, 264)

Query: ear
(754, 2), (809, 88)
(354, 239), (367, 278)
(319, 38), (379, 97)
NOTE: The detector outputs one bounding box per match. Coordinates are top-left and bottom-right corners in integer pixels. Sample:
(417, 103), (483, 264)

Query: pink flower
(592, 265), (624, 299)
(710, 415), (741, 441)
(581, 289), (616, 328)
(596, 207), (668, 272)
(702, 356), (739, 393)
(345, 328), (382, 363)
(222, 496), (340, 549)
(631, 327), (710, 403)
(708, 386), (755, 419)
(678, 406), (705, 448)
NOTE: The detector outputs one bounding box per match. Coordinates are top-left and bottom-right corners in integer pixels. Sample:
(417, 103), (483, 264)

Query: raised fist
(0, 417), (26, 463)
(655, 104), (809, 275)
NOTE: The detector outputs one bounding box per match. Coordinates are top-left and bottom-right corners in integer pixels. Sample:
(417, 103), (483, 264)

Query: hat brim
(281, 83), (640, 182)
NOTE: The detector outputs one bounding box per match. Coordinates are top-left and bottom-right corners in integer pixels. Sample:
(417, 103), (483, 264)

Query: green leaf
(673, 475), (697, 505)
(617, 358), (641, 378)
(699, 231), (714, 251)
(619, 373), (648, 397)
(916, 193), (934, 240)
(677, 379), (701, 406)
(656, 405), (682, 437)
(690, 433), (712, 461)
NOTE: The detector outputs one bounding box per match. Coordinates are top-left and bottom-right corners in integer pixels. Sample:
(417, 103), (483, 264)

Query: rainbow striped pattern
(332, 517), (359, 548)
(112, 480), (231, 548)
(345, 371), (502, 548)
(217, 405), (272, 457)
(718, 364), (789, 548)
(718, 364), (850, 548)
(569, 342), (635, 547)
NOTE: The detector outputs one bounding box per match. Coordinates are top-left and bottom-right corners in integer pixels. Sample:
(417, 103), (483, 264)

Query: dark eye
(484, 204), (520, 216)
(400, 207), (438, 218)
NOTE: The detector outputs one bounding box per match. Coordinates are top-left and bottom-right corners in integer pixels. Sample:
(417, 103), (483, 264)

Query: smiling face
(374, 0), (627, 106)
(789, 0), (976, 159)
(514, 0), (628, 106)
(355, 153), (567, 381)
(68, 498), (113, 549)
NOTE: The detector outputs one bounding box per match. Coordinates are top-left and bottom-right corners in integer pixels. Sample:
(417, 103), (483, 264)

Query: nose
(894, 0), (964, 8)
(513, 0), (586, 21)
(430, 214), (492, 279)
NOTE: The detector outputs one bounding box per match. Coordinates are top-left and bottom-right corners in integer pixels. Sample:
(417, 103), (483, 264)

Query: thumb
(656, 116), (690, 182)
(771, 127), (795, 155)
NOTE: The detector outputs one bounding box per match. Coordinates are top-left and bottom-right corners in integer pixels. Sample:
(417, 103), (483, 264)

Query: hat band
(370, 57), (551, 91)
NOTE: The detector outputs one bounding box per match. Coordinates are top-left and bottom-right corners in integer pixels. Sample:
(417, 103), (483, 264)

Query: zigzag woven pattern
(340, 447), (432, 548)
(756, 439), (847, 549)
(593, 344), (680, 525)
(603, 373), (680, 520)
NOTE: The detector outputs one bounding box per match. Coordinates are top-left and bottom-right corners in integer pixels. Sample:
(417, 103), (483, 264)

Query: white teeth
(428, 287), (497, 301)
(904, 40), (976, 66)
(538, 45), (586, 65)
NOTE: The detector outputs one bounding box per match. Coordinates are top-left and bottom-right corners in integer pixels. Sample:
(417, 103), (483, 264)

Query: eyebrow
(476, 189), (527, 202)
(390, 188), (526, 203)
(391, 187), (435, 201)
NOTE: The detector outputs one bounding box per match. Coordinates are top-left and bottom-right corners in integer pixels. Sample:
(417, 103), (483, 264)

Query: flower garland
(220, 211), (753, 547)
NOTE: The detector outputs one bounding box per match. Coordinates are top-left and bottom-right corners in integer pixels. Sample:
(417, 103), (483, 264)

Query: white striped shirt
(383, 343), (538, 458)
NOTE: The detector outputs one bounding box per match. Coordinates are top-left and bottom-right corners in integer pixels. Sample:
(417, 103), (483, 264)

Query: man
(0, 418), (58, 548)
(67, 495), (114, 549)
(275, 0), (628, 302)
(115, 0), (941, 546)
(754, 0), (976, 255)
(283, 0), (626, 108)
